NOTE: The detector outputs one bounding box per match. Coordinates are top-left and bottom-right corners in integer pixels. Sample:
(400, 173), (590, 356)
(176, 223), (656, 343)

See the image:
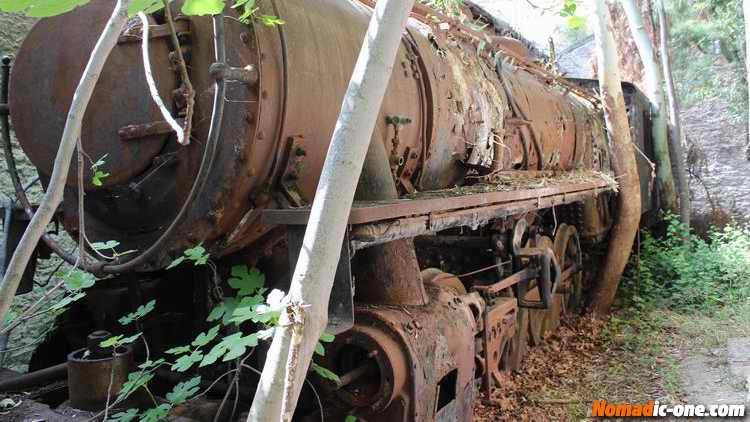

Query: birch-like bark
(247, 0), (416, 420)
(656, 0), (690, 225)
(620, 0), (678, 213)
(744, 0), (750, 153)
(0, 0), (132, 326)
(138, 12), (185, 145)
(591, 0), (642, 315)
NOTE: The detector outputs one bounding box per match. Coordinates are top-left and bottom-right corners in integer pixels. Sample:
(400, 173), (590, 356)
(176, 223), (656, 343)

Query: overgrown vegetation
(668, 0), (747, 119)
(620, 212), (750, 311)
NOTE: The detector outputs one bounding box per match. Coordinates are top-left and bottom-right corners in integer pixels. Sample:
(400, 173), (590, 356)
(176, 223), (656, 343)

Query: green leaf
(0, 0), (35, 13)
(165, 345), (191, 355)
(138, 358), (165, 370)
(232, 0), (255, 8)
(64, 270), (96, 291)
(91, 170), (110, 186)
(228, 294), (265, 324)
(100, 335), (123, 348)
(172, 350), (203, 372)
(314, 342), (325, 357)
(166, 376), (201, 405)
(166, 255), (186, 270)
(344, 416), (358, 422)
(10, 0), (90, 17)
(128, 0), (163, 16)
(140, 404), (172, 422)
(119, 300), (156, 325)
(109, 408), (139, 422)
(91, 240), (120, 251)
(207, 297), (240, 325)
(100, 333), (141, 349)
(199, 332), (257, 367)
(184, 244), (209, 265)
(310, 362), (340, 384)
(118, 371), (154, 401)
(206, 302), (227, 322)
(50, 292), (86, 312)
(120, 333), (142, 345)
(319, 332), (335, 343)
(567, 15), (586, 30)
(222, 333), (257, 361)
(168, 244), (211, 269)
(227, 265), (265, 296)
(182, 0), (225, 15)
(257, 14), (285, 26)
(192, 325), (220, 347)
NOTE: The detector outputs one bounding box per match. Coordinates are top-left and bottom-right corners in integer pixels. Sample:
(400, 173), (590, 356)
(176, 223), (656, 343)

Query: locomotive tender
(0, 0), (657, 420)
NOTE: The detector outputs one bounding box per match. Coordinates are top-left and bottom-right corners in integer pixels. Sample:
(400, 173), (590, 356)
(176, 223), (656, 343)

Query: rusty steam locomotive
(0, 0), (658, 420)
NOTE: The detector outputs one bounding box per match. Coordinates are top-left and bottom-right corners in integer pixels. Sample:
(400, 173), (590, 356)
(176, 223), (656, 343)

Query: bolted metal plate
(9, 0), (176, 190)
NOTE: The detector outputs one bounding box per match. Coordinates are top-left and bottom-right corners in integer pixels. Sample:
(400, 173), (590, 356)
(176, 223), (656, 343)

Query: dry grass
(474, 310), (685, 421)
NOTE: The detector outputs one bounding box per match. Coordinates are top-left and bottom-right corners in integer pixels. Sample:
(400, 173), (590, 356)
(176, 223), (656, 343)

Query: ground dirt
(473, 308), (750, 421)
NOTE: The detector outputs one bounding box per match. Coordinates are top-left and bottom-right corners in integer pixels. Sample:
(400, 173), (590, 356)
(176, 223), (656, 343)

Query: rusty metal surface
(263, 180), (610, 226)
(10, 1), (175, 191)
(349, 188), (609, 250)
(319, 284), (477, 422)
(8, 0), (612, 269)
(481, 298), (517, 397)
(67, 344), (134, 411)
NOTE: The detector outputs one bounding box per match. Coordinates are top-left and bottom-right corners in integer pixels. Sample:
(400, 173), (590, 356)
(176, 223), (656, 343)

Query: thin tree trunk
(246, 0), (416, 420)
(621, 0), (677, 213)
(744, 0), (750, 151)
(0, 0), (132, 326)
(591, 0), (643, 316)
(656, 0), (690, 225)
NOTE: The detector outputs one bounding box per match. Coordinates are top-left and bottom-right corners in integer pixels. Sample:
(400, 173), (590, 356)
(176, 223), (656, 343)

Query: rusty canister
(67, 332), (134, 411)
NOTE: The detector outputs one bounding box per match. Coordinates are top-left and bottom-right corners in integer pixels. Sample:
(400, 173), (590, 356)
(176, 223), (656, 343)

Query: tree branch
(0, 0), (133, 328)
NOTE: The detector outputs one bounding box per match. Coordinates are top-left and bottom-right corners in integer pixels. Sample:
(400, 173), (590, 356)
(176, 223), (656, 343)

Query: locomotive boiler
(0, 0), (657, 421)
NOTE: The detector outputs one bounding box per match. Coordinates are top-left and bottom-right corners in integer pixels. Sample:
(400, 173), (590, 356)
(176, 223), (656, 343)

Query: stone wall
(682, 98), (750, 216)
(0, 12), (35, 57)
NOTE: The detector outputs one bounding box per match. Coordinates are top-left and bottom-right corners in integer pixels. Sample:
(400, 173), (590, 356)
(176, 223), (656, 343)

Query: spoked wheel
(553, 224), (584, 315)
(528, 235), (559, 344)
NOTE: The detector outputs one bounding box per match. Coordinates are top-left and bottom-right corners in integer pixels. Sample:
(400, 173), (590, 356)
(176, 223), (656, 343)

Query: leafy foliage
(310, 362), (341, 384)
(667, 0), (747, 118)
(165, 376), (201, 404)
(621, 213), (750, 311)
(118, 299), (156, 325)
(559, 0), (586, 30)
(109, 408), (140, 422)
(36, 270), (97, 316)
(90, 154), (110, 186)
(0, 0), (285, 27)
(167, 244), (210, 269)
(100, 332), (141, 348)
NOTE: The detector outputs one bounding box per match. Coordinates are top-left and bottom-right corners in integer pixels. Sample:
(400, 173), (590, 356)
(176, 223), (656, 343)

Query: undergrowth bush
(620, 213), (750, 311)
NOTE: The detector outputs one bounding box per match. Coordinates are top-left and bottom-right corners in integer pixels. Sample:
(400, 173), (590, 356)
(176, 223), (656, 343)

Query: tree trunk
(621, 0), (678, 213)
(656, 0), (690, 225)
(744, 0), (750, 151)
(246, 0), (416, 420)
(590, 0), (642, 316)
(0, 0), (132, 327)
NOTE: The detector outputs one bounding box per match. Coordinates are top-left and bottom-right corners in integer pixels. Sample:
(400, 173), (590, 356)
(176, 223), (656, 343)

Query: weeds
(620, 212), (750, 312)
